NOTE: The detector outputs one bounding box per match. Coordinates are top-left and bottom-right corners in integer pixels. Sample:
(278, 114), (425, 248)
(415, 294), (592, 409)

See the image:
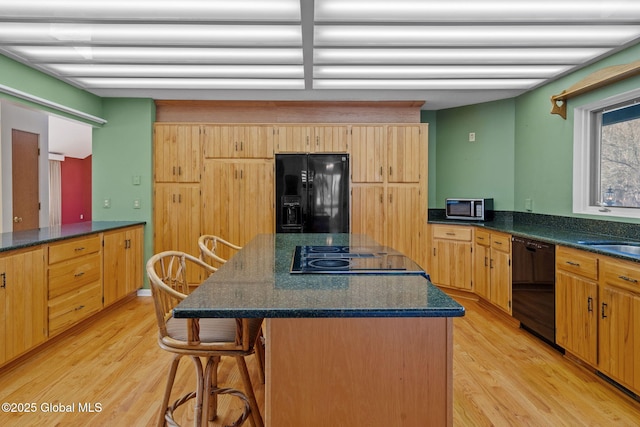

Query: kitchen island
(173, 233), (465, 427)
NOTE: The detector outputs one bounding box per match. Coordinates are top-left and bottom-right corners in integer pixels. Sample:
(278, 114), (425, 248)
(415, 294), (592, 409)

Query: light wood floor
(0, 296), (638, 426)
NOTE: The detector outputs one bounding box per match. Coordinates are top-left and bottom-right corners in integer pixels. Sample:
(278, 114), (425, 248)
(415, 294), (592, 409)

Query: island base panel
(265, 317), (453, 427)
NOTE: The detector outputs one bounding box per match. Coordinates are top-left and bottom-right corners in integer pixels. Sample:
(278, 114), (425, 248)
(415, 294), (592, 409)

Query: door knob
(13, 216), (22, 223)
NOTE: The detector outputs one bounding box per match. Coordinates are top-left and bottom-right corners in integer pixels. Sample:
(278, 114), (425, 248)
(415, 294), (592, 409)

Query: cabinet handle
(618, 275), (638, 283)
(75, 305), (85, 311)
(235, 141), (238, 151)
(240, 141), (244, 151)
(1, 272), (5, 289)
(566, 261), (580, 267)
(389, 194), (393, 203)
(446, 232), (455, 236)
(587, 296), (593, 312)
(484, 256), (488, 267)
(75, 247), (85, 252)
(380, 194), (383, 203)
(389, 166), (393, 176)
(74, 271), (85, 278)
(490, 259), (494, 268)
(601, 302), (607, 319)
(433, 248), (436, 256)
(495, 241), (502, 245)
(178, 166), (182, 176)
(380, 166), (383, 177)
(316, 136), (320, 146)
(477, 237), (485, 240)
(178, 194), (182, 203)
(173, 166), (176, 175)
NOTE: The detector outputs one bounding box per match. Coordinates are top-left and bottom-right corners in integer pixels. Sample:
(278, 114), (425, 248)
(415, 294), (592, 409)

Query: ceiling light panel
(9, 46), (303, 64)
(315, 0), (640, 22)
(48, 64), (304, 78)
(75, 78), (305, 90)
(0, 23), (302, 46)
(314, 65), (573, 79)
(314, 25), (640, 47)
(0, 0), (301, 21)
(314, 79), (544, 90)
(314, 48), (610, 65)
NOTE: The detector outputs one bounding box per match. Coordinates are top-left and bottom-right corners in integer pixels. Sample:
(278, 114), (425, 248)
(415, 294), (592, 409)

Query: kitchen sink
(577, 241), (640, 256)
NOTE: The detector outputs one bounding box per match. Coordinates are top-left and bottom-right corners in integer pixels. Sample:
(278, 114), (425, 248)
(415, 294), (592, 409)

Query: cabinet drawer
(48, 281), (102, 336)
(601, 256), (640, 293)
(48, 253), (101, 299)
(475, 229), (491, 246)
(432, 226), (472, 241)
(48, 235), (101, 265)
(491, 233), (511, 252)
(556, 246), (598, 280)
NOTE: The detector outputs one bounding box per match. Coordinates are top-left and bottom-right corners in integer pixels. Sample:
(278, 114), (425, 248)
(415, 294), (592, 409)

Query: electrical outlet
(103, 198), (111, 208)
(133, 198), (141, 209)
(469, 132), (476, 142)
(525, 198), (533, 212)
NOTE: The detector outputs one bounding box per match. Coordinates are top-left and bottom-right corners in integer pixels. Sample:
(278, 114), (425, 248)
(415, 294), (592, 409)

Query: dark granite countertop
(429, 211), (640, 262)
(173, 233), (465, 319)
(0, 221), (146, 253)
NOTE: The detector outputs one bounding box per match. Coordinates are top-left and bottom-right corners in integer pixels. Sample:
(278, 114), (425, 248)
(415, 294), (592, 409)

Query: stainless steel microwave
(445, 198), (494, 221)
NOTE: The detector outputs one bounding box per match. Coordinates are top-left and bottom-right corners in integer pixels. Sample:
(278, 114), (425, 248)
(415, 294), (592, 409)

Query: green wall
(431, 42), (640, 223)
(431, 98), (516, 210)
(92, 98), (155, 263)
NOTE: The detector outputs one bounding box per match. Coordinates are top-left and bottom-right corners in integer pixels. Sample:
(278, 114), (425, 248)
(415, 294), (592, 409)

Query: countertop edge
(0, 221), (146, 253)
(172, 307), (466, 319)
(429, 219), (640, 263)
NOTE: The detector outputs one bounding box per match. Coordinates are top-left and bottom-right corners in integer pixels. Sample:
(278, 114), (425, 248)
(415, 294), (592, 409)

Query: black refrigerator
(275, 153), (349, 233)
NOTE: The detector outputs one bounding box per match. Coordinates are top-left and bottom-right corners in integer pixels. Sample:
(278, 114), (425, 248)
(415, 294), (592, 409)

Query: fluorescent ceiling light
(0, 0), (301, 21)
(75, 78), (305, 90)
(314, 65), (573, 79)
(314, 79), (544, 90)
(315, 25), (640, 46)
(10, 46), (303, 64)
(315, 0), (640, 22)
(0, 23), (302, 46)
(48, 64), (304, 78)
(314, 48), (610, 64)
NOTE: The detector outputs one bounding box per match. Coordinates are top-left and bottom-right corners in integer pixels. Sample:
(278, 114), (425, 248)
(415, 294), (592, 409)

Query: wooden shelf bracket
(550, 60), (640, 119)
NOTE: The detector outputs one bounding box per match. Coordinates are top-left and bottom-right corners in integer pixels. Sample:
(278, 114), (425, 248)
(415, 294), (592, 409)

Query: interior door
(12, 129), (40, 231)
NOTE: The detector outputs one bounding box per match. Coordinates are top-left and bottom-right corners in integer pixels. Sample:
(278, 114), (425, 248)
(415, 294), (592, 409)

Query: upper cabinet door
(203, 125), (274, 159)
(351, 126), (385, 183)
(312, 126), (350, 153)
(387, 125), (423, 183)
(274, 125), (312, 153)
(154, 124), (201, 183)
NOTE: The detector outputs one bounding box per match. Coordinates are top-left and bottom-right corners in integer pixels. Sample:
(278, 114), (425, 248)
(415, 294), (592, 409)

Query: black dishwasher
(511, 237), (557, 346)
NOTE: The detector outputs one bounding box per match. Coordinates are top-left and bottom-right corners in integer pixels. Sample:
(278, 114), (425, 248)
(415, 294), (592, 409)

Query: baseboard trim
(137, 288), (152, 297)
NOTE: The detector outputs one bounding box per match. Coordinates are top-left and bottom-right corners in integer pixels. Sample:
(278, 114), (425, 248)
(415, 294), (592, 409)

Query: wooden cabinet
(430, 225), (473, 290)
(351, 185), (386, 246)
(489, 232), (512, 314)
(0, 247), (46, 365)
(47, 235), (103, 337)
(203, 125), (274, 158)
(386, 125), (422, 183)
(599, 256), (640, 393)
(351, 126), (385, 183)
(153, 184), (202, 282)
(103, 225), (144, 307)
(473, 229), (491, 300)
(555, 246), (599, 366)
(274, 125), (349, 153)
(471, 229), (512, 313)
(153, 124), (201, 182)
(202, 159), (274, 259)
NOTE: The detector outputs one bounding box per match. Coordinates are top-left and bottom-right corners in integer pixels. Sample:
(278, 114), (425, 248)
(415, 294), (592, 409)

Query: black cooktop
(290, 245), (425, 275)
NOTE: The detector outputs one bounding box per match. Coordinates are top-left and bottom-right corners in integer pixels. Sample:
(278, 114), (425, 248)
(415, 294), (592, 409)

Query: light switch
(469, 132), (476, 142)
(132, 175), (141, 185)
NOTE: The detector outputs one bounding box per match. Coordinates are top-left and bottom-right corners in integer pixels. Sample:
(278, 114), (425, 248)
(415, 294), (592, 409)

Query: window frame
(573, 87), (640, 219)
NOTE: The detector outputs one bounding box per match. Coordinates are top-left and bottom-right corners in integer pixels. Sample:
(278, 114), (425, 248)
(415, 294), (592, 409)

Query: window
(573, 87), (640, 218)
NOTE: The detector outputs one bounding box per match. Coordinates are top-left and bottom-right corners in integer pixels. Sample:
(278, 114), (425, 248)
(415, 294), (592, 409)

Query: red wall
(61, 156), (92, 224)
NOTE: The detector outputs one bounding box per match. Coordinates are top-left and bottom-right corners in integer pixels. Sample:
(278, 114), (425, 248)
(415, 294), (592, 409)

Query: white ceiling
(1, 0), (640, 110)
(49, 114), (92, 159)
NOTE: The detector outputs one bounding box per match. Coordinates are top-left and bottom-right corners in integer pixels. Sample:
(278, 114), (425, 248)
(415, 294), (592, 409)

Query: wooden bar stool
(147, 251), (264, 427)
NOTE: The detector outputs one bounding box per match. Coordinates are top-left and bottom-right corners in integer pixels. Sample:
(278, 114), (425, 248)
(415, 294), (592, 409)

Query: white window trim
(573, 87), (640, 219)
